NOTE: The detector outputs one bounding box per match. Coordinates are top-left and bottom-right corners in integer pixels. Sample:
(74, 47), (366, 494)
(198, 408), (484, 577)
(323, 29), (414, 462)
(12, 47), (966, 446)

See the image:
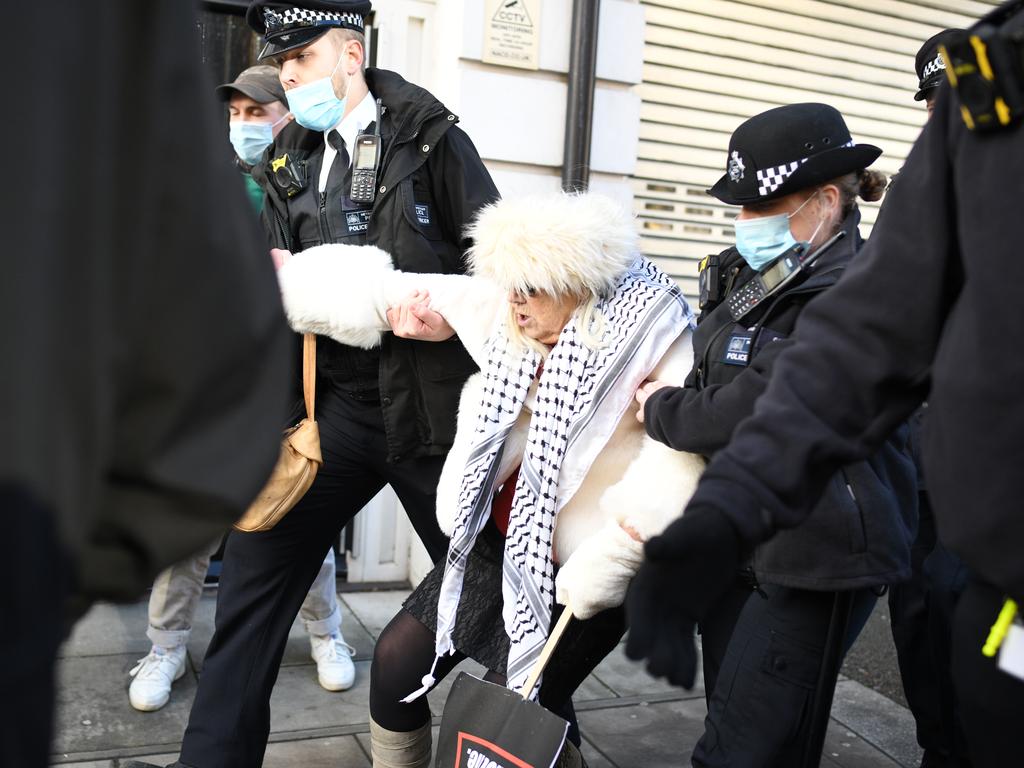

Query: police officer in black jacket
(634, 103), (917, 766)
(625, 3), (1024, 767)
(886, 29), (972, 768)
(136, 3), (500, 767)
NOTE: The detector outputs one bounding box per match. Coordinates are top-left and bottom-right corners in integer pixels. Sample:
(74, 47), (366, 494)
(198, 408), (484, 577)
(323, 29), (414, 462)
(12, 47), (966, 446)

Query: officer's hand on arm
(625, 504), (743, 688)
(634, 380), (672, 423)
(386, 289), (456, 342)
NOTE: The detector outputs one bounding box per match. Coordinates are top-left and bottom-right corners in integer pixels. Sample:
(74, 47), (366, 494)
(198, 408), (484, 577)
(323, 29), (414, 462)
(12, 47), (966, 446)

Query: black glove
(625, 505), (742, 688)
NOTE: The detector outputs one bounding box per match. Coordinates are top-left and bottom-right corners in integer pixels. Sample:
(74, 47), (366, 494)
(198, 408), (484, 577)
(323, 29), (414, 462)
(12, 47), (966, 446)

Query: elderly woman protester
(632, 103), (918, 766)
(276, 192), (705, 767)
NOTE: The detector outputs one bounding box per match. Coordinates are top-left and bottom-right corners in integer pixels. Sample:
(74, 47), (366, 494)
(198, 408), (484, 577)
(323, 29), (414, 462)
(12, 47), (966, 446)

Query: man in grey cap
(215, 64), (294, 211)
(124, 65), (357, 714)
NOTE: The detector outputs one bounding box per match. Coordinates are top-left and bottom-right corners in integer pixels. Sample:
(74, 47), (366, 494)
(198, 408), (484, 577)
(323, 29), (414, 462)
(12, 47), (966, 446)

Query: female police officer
(634, 103), (917, 766)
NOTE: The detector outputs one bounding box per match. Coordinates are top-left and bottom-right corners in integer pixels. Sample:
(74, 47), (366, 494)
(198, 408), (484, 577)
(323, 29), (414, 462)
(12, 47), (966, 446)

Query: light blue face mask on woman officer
(285, 52), (348, 133)
(733, 191), (824, 271)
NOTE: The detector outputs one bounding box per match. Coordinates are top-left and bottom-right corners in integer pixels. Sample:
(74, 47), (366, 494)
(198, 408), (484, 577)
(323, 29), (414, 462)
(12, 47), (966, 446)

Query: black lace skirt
(403, 520), (511, 672)
(403, 519), (628, 695)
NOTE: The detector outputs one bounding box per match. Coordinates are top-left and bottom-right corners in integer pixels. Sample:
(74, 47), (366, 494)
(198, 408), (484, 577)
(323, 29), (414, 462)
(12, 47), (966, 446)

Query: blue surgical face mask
(285, 53), (348, 132)
(229, 114), (288, 166)
(733, 192), (822, 271)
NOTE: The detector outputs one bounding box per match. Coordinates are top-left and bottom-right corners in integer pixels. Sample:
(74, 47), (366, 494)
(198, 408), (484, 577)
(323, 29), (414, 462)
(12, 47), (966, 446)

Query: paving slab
(590, 644), (702, 700)
(58, 602), (153, 659)
(339, 590), (411, 639)
(263, 735), (371, 767)
(52, 653), (196, 757)
(49, 761), (111, 768)
(574, 672), (618, 703)
(830, 679), (922, 768)
(186, 593), (377, 671)
(821, 719), (905, 768)
(269, 661), (374, 733)
(578, 697), (708, 767)
(579, 735), (617, 768)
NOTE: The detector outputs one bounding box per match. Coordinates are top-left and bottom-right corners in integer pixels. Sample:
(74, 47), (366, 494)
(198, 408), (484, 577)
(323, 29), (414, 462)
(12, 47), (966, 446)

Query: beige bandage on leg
(370, 717), (432, 768)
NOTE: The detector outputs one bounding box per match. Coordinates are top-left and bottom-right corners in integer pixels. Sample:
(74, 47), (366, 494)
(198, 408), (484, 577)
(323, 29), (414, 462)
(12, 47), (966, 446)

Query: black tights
(370, 605), (625, 744)
(369, 608), (507, 732)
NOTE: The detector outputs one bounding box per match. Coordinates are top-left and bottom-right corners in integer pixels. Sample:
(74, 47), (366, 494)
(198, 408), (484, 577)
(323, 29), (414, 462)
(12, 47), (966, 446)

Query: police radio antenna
(374, 98), (383, 136)
(802, 230), (846, 270)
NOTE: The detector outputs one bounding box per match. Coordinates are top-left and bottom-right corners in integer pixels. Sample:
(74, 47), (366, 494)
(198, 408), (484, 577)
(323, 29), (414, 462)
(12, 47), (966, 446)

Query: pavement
(51, 586), (923, 768)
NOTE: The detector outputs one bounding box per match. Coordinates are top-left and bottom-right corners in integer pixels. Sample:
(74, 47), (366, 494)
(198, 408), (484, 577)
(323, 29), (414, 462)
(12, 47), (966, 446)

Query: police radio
(350, 99), (383, 204)
(727, 231), (846, 321)
(940, 3), (1024, 132)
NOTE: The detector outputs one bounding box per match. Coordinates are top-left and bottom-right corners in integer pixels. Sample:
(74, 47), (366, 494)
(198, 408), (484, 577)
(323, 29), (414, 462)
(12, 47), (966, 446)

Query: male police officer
(625, 3), (1024, 767)
(126, 2), (499, 766)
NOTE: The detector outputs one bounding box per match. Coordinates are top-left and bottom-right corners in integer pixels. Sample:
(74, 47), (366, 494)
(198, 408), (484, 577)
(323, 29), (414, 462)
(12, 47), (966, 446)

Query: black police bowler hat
(914, 29), (963, 101)
(247, 1), (372, 60)
(707, 103), (882, 206)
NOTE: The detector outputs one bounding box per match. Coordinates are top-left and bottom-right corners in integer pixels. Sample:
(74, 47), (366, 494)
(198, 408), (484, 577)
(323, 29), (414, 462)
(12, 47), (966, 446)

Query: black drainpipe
(562, 0), (601, 192)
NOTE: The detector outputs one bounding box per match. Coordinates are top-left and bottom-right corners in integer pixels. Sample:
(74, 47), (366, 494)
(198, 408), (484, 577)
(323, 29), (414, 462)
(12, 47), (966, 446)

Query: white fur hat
(466, 193), (639, 297)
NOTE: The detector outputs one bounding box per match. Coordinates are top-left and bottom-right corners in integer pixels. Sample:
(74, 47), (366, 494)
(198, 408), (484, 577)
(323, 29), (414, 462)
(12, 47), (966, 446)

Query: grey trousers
(147, 540), (340, 648)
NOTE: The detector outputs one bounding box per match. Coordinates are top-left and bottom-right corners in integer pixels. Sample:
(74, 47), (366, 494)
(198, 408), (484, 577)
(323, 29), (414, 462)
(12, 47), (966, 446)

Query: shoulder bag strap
(303, 333), (316, 421)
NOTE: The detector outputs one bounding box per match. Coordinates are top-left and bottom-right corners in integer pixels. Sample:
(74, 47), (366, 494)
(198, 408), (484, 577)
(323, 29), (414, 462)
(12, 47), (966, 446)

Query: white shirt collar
(317, 91), (377, 193)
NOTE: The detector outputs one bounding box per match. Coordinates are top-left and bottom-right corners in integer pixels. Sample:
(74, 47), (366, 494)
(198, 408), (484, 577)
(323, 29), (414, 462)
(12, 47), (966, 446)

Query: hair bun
(858, 169), (888, 202)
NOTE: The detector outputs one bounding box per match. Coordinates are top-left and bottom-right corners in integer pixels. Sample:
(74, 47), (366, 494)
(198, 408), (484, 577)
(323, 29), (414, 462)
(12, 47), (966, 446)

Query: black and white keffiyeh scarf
(402, 257), (696, 702)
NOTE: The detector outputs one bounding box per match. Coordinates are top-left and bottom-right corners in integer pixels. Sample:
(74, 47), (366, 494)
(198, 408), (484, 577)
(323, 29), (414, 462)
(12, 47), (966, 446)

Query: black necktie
(326, 130), (349, 190)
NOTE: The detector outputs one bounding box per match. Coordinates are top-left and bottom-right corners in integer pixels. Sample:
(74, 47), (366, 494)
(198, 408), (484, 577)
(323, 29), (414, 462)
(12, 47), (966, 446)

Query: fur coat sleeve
(554, 329), (705, 618)
(276, 243), (504, 368)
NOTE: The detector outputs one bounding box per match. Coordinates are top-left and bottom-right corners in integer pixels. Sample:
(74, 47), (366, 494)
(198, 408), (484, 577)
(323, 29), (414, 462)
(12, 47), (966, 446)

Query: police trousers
(177, 387), (448, 768)
(694, 584), (875, 768)
(888, 493), (970, 765)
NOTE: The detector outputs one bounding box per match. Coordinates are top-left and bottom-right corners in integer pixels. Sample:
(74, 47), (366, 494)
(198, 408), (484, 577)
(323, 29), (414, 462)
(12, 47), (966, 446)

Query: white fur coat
(278, 243), (705, 618)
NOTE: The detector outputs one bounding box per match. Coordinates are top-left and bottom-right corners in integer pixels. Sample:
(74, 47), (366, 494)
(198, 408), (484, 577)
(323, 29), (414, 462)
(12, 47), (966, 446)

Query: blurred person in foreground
(125, 64), (355, 715)
(885, 28), (973, 768)
(0, 2), (292, 766)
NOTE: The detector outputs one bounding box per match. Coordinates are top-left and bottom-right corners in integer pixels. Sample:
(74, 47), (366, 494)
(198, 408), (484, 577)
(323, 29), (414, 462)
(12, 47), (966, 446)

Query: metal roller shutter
(634, 0), (999, 300)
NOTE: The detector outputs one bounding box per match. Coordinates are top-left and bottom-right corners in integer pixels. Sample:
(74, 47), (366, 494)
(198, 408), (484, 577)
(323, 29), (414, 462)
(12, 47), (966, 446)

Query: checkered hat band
(754, 140), (855, 197)
(921, 54), (946, 80)
(266, 7), (364, 31)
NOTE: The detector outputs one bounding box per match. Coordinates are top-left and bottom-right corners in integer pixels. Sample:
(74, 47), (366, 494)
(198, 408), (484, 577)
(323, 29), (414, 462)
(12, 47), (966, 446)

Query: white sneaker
(128, 645), (187, 712)
(310, 632), (356, 691)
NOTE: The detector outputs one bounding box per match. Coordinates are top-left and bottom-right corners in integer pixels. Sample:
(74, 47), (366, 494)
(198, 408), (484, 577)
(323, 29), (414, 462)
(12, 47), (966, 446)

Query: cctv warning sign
(483, 0), (541, 71)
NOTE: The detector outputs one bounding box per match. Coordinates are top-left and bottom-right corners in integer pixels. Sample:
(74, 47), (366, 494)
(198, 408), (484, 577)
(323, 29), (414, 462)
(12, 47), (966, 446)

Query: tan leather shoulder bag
(234, 334), (322, 532)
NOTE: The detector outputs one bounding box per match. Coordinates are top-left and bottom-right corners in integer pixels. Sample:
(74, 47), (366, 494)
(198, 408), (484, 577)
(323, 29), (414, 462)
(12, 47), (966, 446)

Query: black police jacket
(254, 68), (500, 462)
(644, 211), (916, 590)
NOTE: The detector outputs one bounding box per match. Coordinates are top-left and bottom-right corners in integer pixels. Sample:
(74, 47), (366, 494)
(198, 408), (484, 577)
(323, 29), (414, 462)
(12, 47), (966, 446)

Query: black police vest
(287, 136), (381, 396)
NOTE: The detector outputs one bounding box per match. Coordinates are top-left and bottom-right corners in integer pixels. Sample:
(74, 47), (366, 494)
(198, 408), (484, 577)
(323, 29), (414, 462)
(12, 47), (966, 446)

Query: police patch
(345, 209), (372, 234)
(414, 203), (431, 226)
(722, 330), (752, 366)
